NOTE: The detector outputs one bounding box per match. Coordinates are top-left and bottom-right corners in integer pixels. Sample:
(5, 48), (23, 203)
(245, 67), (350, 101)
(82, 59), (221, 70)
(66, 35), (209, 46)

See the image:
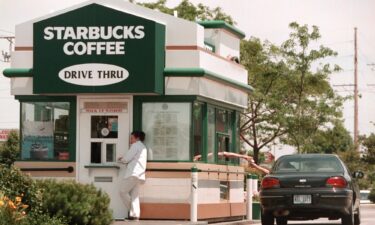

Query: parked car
(360, 190), (371, 204)
(259, 154), (363, 225)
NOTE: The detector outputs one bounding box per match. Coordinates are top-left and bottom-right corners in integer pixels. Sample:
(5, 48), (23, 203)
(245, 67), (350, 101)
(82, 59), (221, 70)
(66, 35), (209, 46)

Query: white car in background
(360, 190), (371, 204)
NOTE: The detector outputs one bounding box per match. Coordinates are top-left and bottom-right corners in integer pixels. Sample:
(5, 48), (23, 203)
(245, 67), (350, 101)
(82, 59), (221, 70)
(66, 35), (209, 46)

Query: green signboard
(33, 4), (165, 94)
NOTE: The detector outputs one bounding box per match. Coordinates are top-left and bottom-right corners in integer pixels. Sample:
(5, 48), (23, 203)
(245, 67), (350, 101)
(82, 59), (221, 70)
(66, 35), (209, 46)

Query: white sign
(58, 63), (129, 86)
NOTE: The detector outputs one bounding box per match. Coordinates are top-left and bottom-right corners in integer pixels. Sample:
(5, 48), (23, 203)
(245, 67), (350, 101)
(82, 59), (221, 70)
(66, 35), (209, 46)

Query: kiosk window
(207, 106), (215, 163)
(142, 102), (191, 161)
(106, 144), (116, 162)
(91, 116), (118, 138)
(193, 102), (203, 161)
(21, 102), (70, 161)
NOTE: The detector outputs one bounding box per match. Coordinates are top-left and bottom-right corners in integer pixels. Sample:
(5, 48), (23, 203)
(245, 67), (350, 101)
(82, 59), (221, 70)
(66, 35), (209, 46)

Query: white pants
(119, 176), (141, 218)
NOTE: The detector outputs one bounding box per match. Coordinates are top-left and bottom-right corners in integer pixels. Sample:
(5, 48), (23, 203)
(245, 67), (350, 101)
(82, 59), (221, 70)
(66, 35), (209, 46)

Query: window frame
(16, 96), (76, 162)
(133, 95), (241, 164)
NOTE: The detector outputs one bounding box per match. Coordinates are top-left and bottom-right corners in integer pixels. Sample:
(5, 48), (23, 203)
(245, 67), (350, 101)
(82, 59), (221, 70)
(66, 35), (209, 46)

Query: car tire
(354, 206), (361, 225)
(261, 211), (275, 225)
(276, 217), (288, 225)
(342, 205), (354, 225)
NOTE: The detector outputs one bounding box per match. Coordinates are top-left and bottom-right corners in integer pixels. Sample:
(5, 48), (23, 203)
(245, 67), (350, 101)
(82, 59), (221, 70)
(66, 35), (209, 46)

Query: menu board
(142, 103), (191, 161)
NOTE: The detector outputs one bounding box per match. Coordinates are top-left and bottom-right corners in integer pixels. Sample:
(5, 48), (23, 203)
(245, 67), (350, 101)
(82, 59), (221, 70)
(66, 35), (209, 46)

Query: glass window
(142, 102), (191, 161)
(193, 102), (203, 162)
(91, 142), (101, 163)
(106, 143), (116, 162)
(91, 116), (118, 138)
(21, 102), (70, 160)
(207, 106), (215, 163)
(216, 109), (227, 133)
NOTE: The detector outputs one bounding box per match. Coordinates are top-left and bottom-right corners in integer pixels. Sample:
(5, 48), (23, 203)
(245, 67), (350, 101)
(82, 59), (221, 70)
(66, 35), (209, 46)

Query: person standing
(118, 131), (147, 220)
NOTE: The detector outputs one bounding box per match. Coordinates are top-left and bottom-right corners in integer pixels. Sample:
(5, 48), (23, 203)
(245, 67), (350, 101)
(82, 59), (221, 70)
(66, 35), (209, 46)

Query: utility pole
(0, 36), (14, 62)
(354, 27), (359, 152)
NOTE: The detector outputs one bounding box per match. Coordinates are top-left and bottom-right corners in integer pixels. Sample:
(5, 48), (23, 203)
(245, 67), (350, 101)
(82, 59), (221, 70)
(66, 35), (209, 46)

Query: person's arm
(248, 161), (270, 175)
(118, 144), (138, 164)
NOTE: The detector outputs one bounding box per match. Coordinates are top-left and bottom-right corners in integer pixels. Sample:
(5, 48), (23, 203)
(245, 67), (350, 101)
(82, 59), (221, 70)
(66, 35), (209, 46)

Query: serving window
(142, 102), (191, 161)
(21, 101), (72, 161)
(134, 97), (240, 164)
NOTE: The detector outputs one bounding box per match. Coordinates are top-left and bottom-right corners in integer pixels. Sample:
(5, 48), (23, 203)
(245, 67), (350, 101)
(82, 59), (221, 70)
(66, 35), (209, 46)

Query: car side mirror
(352, 171), (364, 179)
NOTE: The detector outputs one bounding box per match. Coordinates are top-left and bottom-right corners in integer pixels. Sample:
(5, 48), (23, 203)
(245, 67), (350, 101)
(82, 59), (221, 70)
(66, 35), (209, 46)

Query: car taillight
(326, 176), (347, 188)
(261, 177), (280, 189)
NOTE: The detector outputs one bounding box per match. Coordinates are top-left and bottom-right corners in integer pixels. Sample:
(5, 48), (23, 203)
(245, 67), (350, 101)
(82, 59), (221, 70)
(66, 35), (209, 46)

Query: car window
(274, 156), (344, 173)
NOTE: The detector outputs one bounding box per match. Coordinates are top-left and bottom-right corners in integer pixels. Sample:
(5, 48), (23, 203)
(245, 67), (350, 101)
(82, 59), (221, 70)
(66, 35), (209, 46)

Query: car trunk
(273, 172), (344, 188)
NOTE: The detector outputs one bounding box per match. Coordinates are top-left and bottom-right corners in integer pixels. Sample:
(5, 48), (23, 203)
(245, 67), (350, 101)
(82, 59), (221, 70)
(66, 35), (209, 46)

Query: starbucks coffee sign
(33, 4), (165, 94)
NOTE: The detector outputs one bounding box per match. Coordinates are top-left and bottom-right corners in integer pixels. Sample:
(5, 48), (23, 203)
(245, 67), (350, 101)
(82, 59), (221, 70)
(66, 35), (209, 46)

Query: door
(77, 98), (130, 219)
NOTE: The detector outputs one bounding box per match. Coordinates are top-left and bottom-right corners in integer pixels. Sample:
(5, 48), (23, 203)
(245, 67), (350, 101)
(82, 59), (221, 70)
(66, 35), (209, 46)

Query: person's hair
(131, 131), (145, 141)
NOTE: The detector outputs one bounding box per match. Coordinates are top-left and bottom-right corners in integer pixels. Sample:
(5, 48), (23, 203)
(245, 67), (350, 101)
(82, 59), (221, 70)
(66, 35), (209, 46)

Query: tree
(361, 133), (375, 164)
(301, 121), (353, 153)
(0, 130), (20, 167)
(240, 38), (291, 163)
(136, 0), (235, 24)
(240, 23), (344, 162)
(280, 22), (343, 153)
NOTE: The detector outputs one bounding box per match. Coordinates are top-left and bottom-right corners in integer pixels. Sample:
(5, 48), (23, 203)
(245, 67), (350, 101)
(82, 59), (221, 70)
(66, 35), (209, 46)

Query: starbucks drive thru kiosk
(3, 0), (253, 221)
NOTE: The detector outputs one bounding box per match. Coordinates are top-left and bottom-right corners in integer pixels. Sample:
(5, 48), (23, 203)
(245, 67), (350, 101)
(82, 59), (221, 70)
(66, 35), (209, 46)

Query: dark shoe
(128, 216), (139, 221)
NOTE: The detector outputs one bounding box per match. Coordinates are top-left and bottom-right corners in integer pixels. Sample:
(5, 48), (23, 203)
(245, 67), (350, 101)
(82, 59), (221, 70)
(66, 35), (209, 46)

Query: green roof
(197, 20), (246, 39)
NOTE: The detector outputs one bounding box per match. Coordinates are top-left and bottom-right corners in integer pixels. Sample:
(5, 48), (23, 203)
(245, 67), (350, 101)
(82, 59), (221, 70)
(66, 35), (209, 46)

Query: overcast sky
(0, 0), (374, 139)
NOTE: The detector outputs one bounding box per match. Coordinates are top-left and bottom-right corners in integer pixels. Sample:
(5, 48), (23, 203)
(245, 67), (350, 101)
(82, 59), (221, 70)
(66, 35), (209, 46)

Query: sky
(0, 0), (375, 141)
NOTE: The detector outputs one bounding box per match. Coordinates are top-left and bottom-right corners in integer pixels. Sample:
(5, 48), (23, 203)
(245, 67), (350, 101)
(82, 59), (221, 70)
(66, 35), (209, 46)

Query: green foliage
(369, 187), (375, 203)
(24, 212), (67, 225)
(136, 0), (235, 24)
(280, 22), (344, 153)
(37, 179), (112, 225)
(240, 37), (291, 163)
(337, 150), (373, 190)
(0, 165), (42, 213)
(0, 130), (20, 167)
(361, 133), (375, 164)
(302, 122), (353, 153)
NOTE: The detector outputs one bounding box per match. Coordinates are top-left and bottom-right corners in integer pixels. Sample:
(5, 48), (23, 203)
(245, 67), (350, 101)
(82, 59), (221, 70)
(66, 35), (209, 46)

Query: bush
(369, 187), (375, 203)
(0, 165), (42, 213)
(25, 212), (67, 225)
(37, 179), (113, 225)
(0, 131), (20, 167)
(0, 192), (29, 225)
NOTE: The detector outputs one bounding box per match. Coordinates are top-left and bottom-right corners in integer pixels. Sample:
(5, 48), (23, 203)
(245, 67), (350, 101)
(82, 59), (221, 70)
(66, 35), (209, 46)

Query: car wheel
(261, 211), (275, 225)
(276, 217), (288, 225)
(342, 205), (354, 225)
(354, 206), (361, 225)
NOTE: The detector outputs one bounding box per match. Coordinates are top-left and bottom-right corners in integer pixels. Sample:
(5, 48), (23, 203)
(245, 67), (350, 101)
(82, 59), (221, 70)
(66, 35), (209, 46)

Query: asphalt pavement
(251, 203), (375, 225)
(112, 204), (374, 225)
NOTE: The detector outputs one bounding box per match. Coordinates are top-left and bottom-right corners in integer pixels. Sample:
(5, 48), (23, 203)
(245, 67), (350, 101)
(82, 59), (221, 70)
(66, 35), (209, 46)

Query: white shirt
(119, 141), (147, 180)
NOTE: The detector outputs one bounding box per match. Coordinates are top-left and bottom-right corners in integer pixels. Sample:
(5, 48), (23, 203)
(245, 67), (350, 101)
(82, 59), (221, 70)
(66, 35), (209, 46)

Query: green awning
(3, 68), (33, 78)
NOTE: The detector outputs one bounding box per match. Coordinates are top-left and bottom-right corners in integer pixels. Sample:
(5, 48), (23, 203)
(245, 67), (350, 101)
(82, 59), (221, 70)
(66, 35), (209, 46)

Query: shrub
(369, 187), (375, 203)
(25, 212), (67, 225)
(0, 130), (20, 167)
(0, 165), (42, 213)
(0, 192), (29, 225)
(37, 179), (113, 225)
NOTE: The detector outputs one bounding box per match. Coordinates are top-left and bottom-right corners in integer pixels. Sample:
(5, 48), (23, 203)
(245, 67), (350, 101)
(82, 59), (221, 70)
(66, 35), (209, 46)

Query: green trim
(3, 68), (33, 78)
(204, 41), (215, 53)
(197, 20), (246, 39)
(196, 96), (243, 112)
(202, 103), (208, 163)
(164, 67), (254, 93)
(247, 173), (252, 179)
(17, 96), (76, 162)
(191, 166), (199, 172)
(84, 164), (120, 169)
